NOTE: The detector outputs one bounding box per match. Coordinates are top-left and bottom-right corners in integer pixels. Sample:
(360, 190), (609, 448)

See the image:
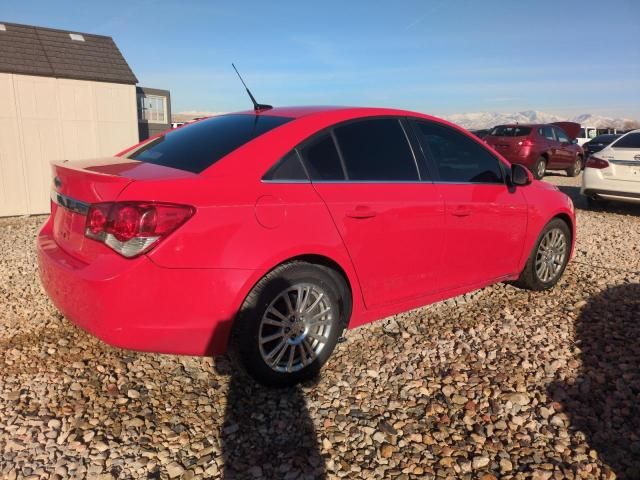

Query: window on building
(138, 94), (167, 124)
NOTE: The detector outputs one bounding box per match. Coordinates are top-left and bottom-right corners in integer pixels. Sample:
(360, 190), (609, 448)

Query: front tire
(230, 262), (349, 387)
(566, 156), (583, 177)
(533, 156), (547, 180)
(514, 218), (571, 291)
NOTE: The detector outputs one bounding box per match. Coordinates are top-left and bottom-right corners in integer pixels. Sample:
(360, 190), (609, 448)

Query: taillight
(518, 138), (534, 147)
(85, 202), (194, 258)
(585, 157), (610, 169)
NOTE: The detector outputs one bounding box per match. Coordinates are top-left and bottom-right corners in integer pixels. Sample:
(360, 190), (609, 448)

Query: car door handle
(346, 206), (377, 219)
(451, 206), (472, 217)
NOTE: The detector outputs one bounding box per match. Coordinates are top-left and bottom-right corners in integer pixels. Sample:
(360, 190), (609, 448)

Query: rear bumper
(37, 220), (256, 356)
(581, 168), (640, 203)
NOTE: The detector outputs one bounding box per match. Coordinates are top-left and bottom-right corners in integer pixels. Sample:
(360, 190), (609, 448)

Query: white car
(582, 129), (640, 206)
(576, 126), (621, 146)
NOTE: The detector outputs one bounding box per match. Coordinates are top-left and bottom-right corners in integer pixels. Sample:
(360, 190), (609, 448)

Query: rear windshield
(489, 126), (532, 137)
(591, 134), (619, 143)
(130, 114), (293, 173)
(611, 132), (640, 149)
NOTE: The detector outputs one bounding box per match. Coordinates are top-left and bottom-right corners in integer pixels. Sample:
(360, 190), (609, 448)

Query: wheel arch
(225, 251), (362, 351)
(552, 212), (575, 243)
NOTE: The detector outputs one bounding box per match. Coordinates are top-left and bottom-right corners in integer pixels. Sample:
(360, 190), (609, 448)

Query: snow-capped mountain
(444, 110), (638, 130)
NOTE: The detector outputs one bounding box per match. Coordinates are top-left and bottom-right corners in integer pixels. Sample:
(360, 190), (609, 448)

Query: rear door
(607, 132), (640, 182)
(553, 126), (574, 168)
(539, 126), (562, 167)
(410, 119), (528, 290)
(299, 118), (446, 308)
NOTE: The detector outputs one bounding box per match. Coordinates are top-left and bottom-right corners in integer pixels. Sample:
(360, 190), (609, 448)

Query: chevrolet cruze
(37, 106), (575, 386)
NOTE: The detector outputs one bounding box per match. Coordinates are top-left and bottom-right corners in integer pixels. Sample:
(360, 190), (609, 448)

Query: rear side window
(490, 126), (531, 137)
(612, 132), (640, 149)
(412, 121), (503, 184)
(333, 119), (419, 181)
(555, 128), (569, 143)
(539, 126), (556, 141)
(299, 134), (345, 180)
(130, 114), (292, 173)
(263, 151), (308, 181)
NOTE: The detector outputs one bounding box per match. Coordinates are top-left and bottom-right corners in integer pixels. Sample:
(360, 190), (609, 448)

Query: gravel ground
(1, 174), (639, 480)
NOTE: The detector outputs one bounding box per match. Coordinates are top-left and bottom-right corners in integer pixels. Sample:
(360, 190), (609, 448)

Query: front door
(553, 126), (574, 168)
(297, 118), (446, 308)
(410, 119), (528, 289)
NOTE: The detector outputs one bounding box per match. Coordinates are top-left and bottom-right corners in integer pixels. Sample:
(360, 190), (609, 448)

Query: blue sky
(4, 0), (640, 118)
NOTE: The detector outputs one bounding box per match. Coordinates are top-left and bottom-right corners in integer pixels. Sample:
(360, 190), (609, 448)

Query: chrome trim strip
(583, 188), (640, 200)
(261, 179), (311, 184)
(249, 179), (506, 185)
(610, 160), (640, 166)
(50, 191), (90, 216)
(301, 180), (502, 185)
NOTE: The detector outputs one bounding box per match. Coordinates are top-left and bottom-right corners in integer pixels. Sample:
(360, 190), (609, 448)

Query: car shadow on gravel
(215, 357), (326, 479)
(209, 272), (333, 479)
(549, 283), (640, 479)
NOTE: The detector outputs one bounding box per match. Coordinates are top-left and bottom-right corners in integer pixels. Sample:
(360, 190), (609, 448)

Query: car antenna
(232, 63), (272, 112)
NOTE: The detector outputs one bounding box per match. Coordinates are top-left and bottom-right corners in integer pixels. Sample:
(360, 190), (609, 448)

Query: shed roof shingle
(0, 22), (138, 84)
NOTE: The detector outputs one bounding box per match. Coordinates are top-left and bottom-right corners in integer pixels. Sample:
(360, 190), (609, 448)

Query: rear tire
(566, 156), (583, 177)
(514, 218), (571, 291)
(533, 157), (547, 180)
(229, 261), (350, 387)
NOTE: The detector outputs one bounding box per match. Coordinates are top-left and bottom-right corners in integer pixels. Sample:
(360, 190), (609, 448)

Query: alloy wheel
(258, 283), (334, 373)
(535, 227), (567, 283)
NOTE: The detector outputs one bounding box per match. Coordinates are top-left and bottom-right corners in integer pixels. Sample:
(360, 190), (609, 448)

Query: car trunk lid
(605, 148), (640, 182)
(50, 157), (195, 262)
(551, 122), (581, 140)
(485, 126), (533, 156)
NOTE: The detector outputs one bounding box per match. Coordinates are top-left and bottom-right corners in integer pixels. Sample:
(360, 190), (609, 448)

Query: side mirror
(510, 163), (532, 186)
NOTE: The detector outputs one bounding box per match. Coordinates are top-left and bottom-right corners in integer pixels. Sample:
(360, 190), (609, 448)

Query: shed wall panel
(0, 73), (138, 216)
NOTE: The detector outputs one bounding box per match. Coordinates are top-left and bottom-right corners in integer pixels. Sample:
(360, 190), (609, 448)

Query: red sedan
(37, 106), (575, 386)
(484, 122), (584, 180)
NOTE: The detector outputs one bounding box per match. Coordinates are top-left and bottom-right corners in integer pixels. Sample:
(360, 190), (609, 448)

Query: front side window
(298, 133), (345, 181)
(412, 120), (503, 184)
(333, 119), (419, 181)
(130, 114), (292, 173)
(138, 94), (167, 123)
(612, 132), (640, 149)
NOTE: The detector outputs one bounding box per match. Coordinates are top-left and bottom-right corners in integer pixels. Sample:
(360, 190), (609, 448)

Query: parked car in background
(484, 122), (584, 179)
(37, 106), (575, 386)
(576, 126), (621, 146)
(171, 122), (186, 129)
(582, 134), (621, 157)
(470, 128), (491, 139)
(582, 129), (640, 207)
